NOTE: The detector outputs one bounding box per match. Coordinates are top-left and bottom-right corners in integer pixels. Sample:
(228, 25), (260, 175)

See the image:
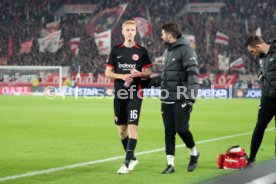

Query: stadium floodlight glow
(0, 66), (63, 96)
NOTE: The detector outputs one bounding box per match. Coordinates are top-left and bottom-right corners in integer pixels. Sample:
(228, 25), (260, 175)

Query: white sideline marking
(0, 128), (274, 182)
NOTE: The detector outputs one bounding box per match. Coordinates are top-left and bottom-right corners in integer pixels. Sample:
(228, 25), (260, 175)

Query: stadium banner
(38, 30), (62, 53)
(216, 74), (238, 86)
(133, 17), (153, 38)
(218, 54), (229, 71)
(187, 3), (225, 13)
(61, 87), (105, 96)
(87, 3), (128, 36)
(64, 4), (97, 14)
(184, 34), (196, 49)
(58, 38), (64, 50)
(199, 73), (238, 88)
(0, 85), (261, 98)
(234, 88), (262, 98)
(229, 57), (246, 73)
(215, 32), (229, 45)
(112, 88), (233, 99)
(46, 21), (60, 33)
(197, 88), (232, 99)
(8, 33), (14, 57)
(143, 88), (261, 99)
(0, 73), (239, 88)
(94, 30), (111, 55)
(70, 37), (81, 55)
(19, 39), (33, 55)
(0, 86), (31, 95)
(256, 27), (262, 37)
(143, 88), (161, 97)
(0, 56), (8, 65)
(0, 73), (113, 87)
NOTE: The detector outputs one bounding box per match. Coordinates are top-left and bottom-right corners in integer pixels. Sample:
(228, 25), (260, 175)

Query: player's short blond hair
(122, 20), (136, 28)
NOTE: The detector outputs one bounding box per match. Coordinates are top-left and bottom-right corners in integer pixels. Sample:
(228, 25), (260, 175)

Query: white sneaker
(128, 159), (139, 171)
(117, 164), (129, 174)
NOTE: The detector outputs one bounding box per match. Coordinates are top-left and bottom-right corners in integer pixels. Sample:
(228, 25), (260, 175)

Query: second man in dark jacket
(160, 21), (200, 174)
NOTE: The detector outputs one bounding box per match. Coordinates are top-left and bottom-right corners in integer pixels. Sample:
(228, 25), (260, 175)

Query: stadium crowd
(0, 0), (275, 78)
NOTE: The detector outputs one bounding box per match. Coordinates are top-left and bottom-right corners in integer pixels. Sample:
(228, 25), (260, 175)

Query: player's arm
(105, 66), (133, 83)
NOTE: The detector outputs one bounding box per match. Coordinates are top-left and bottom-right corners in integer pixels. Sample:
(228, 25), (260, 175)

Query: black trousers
(161, 102), (196, 155)
(249, 95), (276, 162)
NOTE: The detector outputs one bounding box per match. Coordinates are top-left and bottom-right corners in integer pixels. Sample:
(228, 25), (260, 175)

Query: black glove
(181, 100), (194, 112)
(141, 76), (161, 88)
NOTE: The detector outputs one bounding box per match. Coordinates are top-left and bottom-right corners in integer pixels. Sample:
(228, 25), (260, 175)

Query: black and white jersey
(106, 43), (152, 98)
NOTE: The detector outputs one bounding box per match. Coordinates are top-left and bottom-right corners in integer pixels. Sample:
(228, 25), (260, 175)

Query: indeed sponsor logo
(118, 63), (136, 69)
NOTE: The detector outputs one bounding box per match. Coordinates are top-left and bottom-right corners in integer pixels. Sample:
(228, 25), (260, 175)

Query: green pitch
(0, 96), (274, 184)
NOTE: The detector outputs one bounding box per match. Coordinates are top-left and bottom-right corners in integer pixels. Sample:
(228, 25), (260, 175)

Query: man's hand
(130, 69), (142, 78)
(141, 76), (161, 88)
(181, 100), (194, 112)
(122, 74), (133, 83)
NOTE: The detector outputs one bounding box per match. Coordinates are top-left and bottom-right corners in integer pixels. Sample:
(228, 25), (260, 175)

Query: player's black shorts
(113, 97), (142, 125)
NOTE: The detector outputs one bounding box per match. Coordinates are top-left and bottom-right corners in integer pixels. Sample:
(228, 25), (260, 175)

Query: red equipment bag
(217, 145), (248, 169)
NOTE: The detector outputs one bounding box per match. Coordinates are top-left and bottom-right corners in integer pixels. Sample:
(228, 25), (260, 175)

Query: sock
(189, 146), (198, 156)
(121, 136), (136, 159)
(167, 155), (175, 166)
(125, 138), (137, 167)
(121, 136), (129, 151)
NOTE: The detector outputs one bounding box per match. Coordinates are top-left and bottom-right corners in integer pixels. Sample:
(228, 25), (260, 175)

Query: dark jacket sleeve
(182, 47), (199, 102)
(141, 76), (161, 88)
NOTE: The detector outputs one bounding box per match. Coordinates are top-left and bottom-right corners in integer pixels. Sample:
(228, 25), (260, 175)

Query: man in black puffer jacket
(158, 21), (200, 174)
(245, 36), (276, 167)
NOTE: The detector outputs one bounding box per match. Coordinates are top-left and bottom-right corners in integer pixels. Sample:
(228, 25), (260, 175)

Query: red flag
(19, 39), (33, 55)
(229, 58), (245, 73)
(0, 56), (8, 65)
(215, 45), (219, 68)
(218, 54), (229, 71)
(87, 4), (127, 36)
(70, 37), (80, 55)
(184, 34), (196, 49)
(94, 30), (111, 55)
(8, 33), (14, 57)
(46, 21), (60, 33)
(133, 17), (153, 38)
(215, 32), (229, 45)
(38, 30), (61, 53)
